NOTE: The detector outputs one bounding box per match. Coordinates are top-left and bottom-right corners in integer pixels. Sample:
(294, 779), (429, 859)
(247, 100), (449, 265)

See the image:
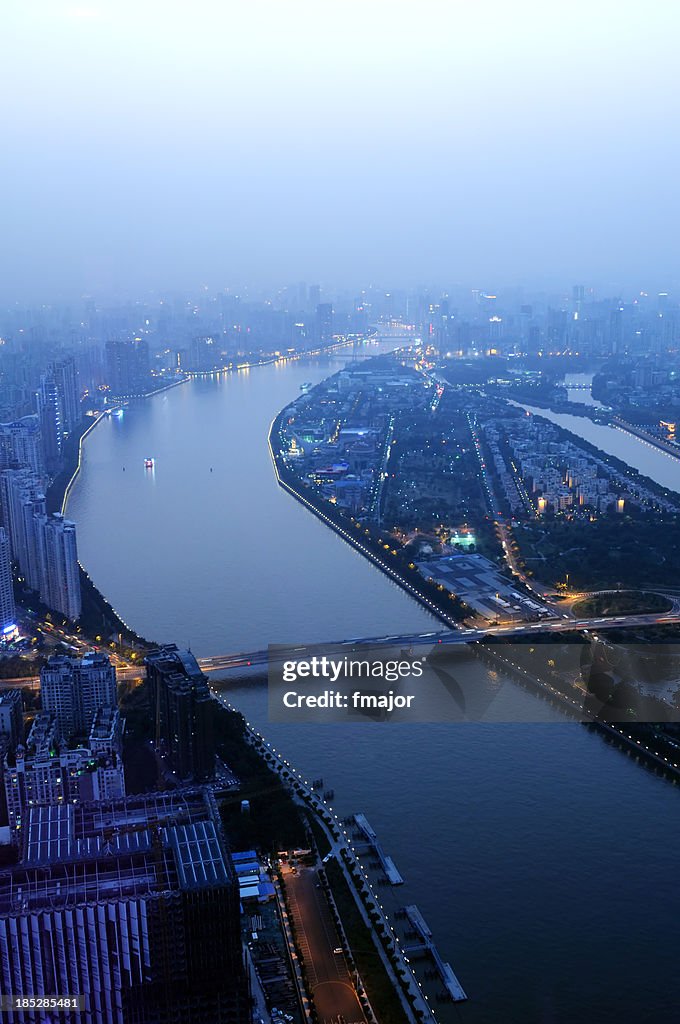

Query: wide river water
(68, 349), (680, 1024)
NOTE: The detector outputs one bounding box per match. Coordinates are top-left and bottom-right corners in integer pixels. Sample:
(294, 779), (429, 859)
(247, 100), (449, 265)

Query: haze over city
(3, 0), (680, 300)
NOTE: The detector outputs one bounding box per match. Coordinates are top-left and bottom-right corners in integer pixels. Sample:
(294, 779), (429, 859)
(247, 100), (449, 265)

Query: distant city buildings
(315, 302), (334, 346)
(105, 336), (151, 396)
(190, 334), (220, 371)
(0, 349), (85, 626)
(50, 355), (80, 435)
(145, 645), (215, 781)
(0, 467), (81, 621)
(0, 415), (43, 476)
(36, 369), (64, 467)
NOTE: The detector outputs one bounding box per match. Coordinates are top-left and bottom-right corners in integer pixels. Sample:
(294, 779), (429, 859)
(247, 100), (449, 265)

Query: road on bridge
(197, 610), (680, 674)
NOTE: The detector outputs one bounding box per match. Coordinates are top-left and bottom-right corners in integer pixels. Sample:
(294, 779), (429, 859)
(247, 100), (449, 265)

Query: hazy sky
(2, 1), (679, 300)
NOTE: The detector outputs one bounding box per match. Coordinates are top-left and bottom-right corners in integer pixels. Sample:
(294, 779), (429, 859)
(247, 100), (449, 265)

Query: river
(564, 370), (605, 408)
(68, 348), (680, 1024)
(521, 372), (680, 494)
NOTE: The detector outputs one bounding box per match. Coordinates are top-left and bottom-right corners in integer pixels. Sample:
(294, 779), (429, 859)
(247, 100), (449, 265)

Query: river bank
(268, 410), (466, 629)
(504, 386), (680, 465)
(49, 338), (375, 648)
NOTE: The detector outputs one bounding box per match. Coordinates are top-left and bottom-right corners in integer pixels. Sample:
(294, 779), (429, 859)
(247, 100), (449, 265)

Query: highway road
(7, 611), (679, 688)
(197, 611), (680, 674)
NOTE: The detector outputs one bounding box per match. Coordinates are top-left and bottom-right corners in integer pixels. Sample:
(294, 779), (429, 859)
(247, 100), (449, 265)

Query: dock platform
(404, 905), (467, 1002)
(354, 814), (404, 885)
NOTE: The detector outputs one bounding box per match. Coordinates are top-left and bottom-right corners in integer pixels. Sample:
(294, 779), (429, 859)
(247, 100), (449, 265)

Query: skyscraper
(36, 371), (64, 467)
(145, 645), (215, 781)
(41, 651), (116, 739)
(38, 513), (81, 621)
(105, 337), (151, 396)
(50, 356), (80, 435)
(190, 335), (220, 371)
(315, 302), (333, 346)
(0, 527), (15, 635)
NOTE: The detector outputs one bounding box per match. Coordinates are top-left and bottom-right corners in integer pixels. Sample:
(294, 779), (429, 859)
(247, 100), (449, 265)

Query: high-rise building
(41, 652), (117, 739)
(38, 513), (81, 621)
(0, 789), (250, 1024)
(21, 496), (47, 592)
(145, 645), (215, 781)
(190, 335), (220, 371)
(0, 489), (81, 620)
(0, 467), (46, 571)
(50, 356), (80, 435)
(36, 371), (64, 466)
(315, 302), (333, 346)
(0, 690), (23, 752)
(105, 337), (151, 396)
(0, 415), (43, 476)
(0, 527), (15, 635)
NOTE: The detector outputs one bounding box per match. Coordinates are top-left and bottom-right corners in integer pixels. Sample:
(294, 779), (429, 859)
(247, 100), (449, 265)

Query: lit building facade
(41, 652), (117, 739)
(0, 789), (250, 1024)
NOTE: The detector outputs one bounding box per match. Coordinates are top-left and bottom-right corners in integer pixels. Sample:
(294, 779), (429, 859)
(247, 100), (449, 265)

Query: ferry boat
(144, 457), (154, 468)
(300, 381), (312, 392)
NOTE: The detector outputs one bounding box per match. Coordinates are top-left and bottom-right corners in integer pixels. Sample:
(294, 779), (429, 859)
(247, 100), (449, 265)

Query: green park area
(516, 514), (680, 591)
(572, 591), (672, 618)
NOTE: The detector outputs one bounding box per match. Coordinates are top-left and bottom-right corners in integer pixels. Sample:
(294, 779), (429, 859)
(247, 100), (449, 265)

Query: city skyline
(1, 2), (680, 1021)
(3, 1), (680, 299)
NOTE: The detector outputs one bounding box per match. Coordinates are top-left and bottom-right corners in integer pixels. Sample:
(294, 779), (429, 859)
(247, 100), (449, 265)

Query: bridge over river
(196, 609), (680, 674)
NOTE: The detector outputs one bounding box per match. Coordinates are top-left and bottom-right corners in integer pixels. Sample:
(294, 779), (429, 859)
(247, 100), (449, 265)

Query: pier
(354, 813), (404, 885)
(403, 905), (467, 1003)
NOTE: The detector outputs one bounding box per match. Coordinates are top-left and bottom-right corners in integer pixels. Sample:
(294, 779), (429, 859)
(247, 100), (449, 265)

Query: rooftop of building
(0, 788), (233, 915)
(89, 705), (120, 740)
(145, 644), (209, 691)
(0, 689), (22, 707)
(25, 711), (57, 751)
(43, 650), (112, 671)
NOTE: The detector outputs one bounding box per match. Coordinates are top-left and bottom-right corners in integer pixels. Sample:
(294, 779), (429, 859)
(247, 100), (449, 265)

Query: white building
(41, 652), (117, 739)
(38, 512), (81, 621)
